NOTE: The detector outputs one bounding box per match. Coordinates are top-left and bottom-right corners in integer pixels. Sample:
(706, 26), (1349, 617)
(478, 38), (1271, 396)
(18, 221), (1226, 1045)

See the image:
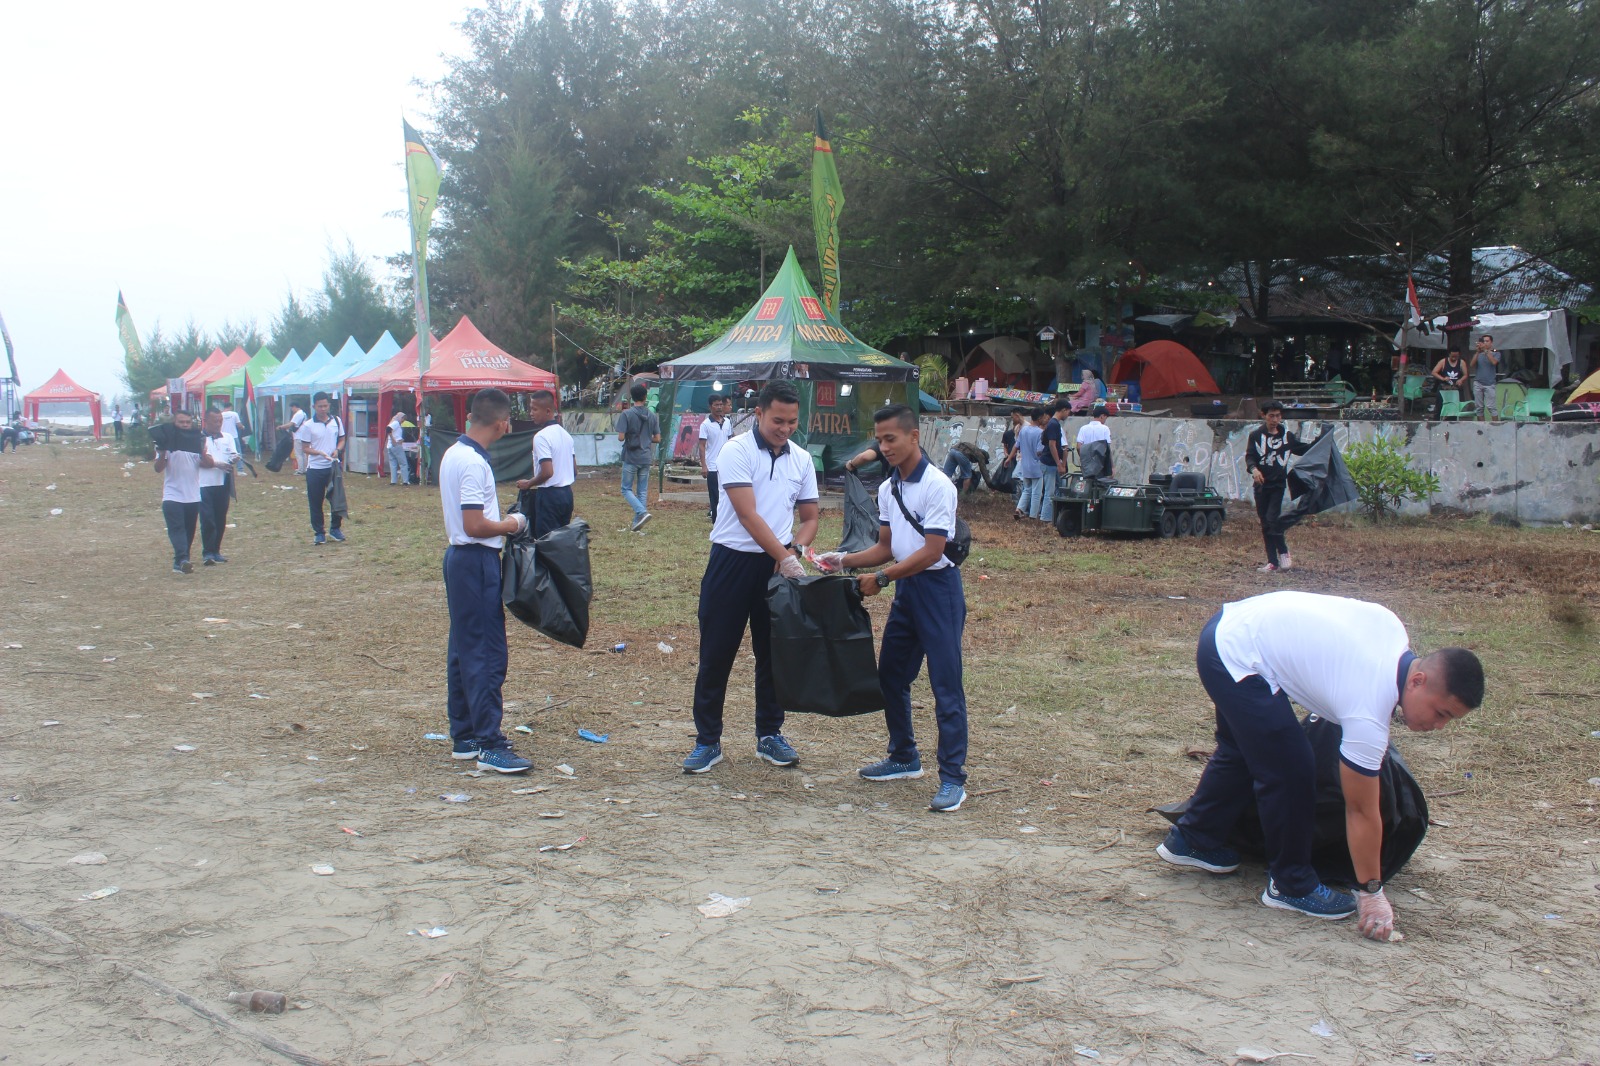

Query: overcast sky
(1, 1), (471, 401)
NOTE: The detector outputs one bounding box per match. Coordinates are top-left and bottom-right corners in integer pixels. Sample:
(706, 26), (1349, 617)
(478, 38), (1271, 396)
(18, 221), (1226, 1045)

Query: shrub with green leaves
(1344, 434), (1439, 520)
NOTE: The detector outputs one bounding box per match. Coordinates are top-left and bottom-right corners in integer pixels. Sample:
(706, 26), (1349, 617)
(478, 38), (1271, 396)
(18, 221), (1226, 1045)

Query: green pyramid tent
(656, 247), (918, 470)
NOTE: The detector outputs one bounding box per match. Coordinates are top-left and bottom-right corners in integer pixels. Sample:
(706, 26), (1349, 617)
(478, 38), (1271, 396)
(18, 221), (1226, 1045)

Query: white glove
(1357, 889), (1396, 942)
(511, 513), (530, 536)
(813, 551), (847, 573)
(777, 554), (806, 580)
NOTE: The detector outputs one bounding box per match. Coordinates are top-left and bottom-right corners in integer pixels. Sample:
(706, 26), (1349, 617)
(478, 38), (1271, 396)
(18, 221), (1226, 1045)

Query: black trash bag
(986, 455), (1017, 492)
(767, 575), (883, 717)
(1154, 715), (1429, 884)
(837, 472), (881, 553)
(265, 427), (294, 472)
(1079, 439), (1114, 480)
(1279, 430), (1359, 532)
(149, 421), (205, 454)
(501, 518), (593, 648)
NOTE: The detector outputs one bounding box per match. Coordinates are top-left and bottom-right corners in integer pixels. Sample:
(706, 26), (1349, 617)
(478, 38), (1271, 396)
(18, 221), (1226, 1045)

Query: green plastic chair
(1495, 381), (1527, 421)
(1438, 389), (1477, 421)
(1513, 387), (1554, 422)
(1398, 375), (1425, 413)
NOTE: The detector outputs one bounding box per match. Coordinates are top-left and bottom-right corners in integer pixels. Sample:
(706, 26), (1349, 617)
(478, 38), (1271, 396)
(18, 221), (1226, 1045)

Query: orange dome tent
(1108, 340), (1220, 400)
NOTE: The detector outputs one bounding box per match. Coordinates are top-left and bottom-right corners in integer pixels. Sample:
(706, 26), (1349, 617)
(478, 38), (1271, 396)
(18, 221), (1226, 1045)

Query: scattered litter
(310, 864), (335, 876)
(191, 692), (214, 700)
(424, 971), (466, 996)
(1184, 745), (1213, 760)
(49, 508), (63, 516)
(1308, 1019), (1335, 1039)
(69, 852), (108, 865)
(305, 755), (319, 761)
(657, 642), (674, 654)
(1235, 1051), (1314, 1063)
(423, 733), (448, 741)
(77, 645), (96, 651)
(1544, 913), (1562, 920)
(994, 974), (1043, 985)
(77, 886), (119, 901)
(45, 483), (56, 491)
(640, 812), (659, 818)
(249, 693), (268, 699)
(1412, 1054), (1435, 1063)
(816, 887), (840, 895)
(101, 656), (116, 663)
(697, 892), (751, 918)
(340, 827), (363, 837)
(578, 729), (609, 744)
(1073, 1047), (1100, 1060)
(837, 803), (853, 812)
(410, 926), (449, 939)
(1407, 888), (1436, 902)
(1591, 731), (1600, 738)
(192, 859), (209, 867)
(555, 764), (575, 776)
(41, 720), (60, 727)
(226, 990), (287, 1014)
(511, 786), (549, 795)
(1589, 778), (1600, 787)
(514, 724), (534, 734)
(202, 617), (228, 624)
(457, 769), (482, 777)
(537, 811), (565, 819)
(603, 797), (632, 804)
(1167, 594), (1187, 600)
(173, 744), (197, 753)
(3, 643), (20, 649)
(439, 793), (472, 804)
(1019, 826), (1040, 834)
(611, 643), (627, 653)
(285, 622), (303, 629)
(538, 836), (586, 853)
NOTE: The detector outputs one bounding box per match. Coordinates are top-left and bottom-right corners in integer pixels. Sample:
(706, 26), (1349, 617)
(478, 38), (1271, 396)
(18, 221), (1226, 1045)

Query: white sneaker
(1279, 553), (1293, 570)
(1257, 562), (1279, 573)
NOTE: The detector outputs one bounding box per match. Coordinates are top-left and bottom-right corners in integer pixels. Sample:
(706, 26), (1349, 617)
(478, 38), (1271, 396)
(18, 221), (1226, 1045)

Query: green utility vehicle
(1052, 470), (1227, 538)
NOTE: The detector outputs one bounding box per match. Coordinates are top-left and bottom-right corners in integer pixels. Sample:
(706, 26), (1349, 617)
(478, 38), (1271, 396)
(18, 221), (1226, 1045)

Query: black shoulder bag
(889, 478), (972, 566)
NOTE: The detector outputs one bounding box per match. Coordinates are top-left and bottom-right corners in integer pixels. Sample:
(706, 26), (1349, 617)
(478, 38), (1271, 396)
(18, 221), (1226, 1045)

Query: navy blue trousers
(692, 544), (783, 745)
(530, 485), (574, 539)
(879, 566), (969, 785)
(161, 501), (198, 566)
(199, 484), (230, 556)
(305, 466), (342, 534)
(706, 471), (720, 519)
(1178, 611), (1319, 895)
(443, 544), (510, 752)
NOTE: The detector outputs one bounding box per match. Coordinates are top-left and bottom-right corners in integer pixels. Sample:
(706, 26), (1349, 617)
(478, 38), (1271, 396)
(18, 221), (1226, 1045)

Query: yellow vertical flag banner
(811, 108), (845, 314)
(404, 119), (442, 375)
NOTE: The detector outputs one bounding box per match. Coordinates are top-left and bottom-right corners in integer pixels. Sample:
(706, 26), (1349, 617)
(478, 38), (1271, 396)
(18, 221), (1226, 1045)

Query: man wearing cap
(681, 380), (818, 775)
(1157, 590), (1483, 941)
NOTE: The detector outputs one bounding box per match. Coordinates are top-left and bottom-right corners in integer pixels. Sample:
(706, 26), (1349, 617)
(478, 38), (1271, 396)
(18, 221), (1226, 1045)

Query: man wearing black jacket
(1246, 402), (1311, 572)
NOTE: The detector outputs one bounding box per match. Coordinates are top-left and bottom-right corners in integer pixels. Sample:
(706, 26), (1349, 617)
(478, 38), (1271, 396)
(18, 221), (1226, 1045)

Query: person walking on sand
(152, 409), (214, 574)
(295, 392), (345, 545)
(279, 401), (309, 474)
(616, 381), (660, 531)
(198, 410), (239, 565)
(697, 393), (733, 521)
(1246, 401), (1311, 572)
(440, 388), (532, 774)
(515, 389), (576, 538)
(1156, 591), (1483, 940)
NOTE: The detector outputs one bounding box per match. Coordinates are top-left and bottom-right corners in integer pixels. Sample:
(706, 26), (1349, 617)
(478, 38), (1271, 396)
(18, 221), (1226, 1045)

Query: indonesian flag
(1405, 275), (1424, 328)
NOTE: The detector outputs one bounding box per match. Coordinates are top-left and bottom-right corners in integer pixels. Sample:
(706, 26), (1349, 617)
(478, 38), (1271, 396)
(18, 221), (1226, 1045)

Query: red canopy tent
(188, 348), (250, 406)
(1109, 340), (1220, 400)
(150, 349), (229, 407)
(25, 369), (103, 438)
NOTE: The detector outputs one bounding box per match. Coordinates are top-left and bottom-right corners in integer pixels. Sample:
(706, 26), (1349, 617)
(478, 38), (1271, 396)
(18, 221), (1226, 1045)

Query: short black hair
(1431, 647), (1485, 709)
(1091, 402), (1108, 417)
(1052, 398), (1071, 414)
(528, 389), (555, 406)
(222, 399), (233, 408)
(1261, 400), (1284, 414)
(873, 403), (918, 432)
(1480, 333), (1494, 343)
(629, 382), (648, 402)
(758, 380), (801, 408)
(709, 392), (731, 405)
(313, 391), (332, 404)
(1029, 406), (1046, 421)
(471, 388), (512, 424)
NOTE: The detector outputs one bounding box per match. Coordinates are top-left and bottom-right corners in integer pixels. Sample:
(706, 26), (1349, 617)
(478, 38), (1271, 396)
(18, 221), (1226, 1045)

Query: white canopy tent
(1395, 309), (1573, 380)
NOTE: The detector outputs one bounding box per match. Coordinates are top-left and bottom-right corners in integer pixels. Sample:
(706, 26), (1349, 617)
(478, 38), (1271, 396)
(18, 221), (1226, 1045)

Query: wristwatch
(874, 570), (893, 588)
(1361, 879), (1384, 894)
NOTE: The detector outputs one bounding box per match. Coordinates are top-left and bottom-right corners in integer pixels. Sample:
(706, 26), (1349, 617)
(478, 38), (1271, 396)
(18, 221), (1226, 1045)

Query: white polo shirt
(878, 457), (956, 570)
(289, 408), (307, 429)
(439, 436), (503, 548)
(161, 451), (202, 504)
(697, 415), (733, 472)
(388, 416), (406, 446)
(199, 434), (239, 489)
(219, 410), (242, 446)
(1213, 591), (1412, 775)
(533, 423), (576, 489)
(1076, 419), (1111, 446)
(711, 426), (818, 552)
(295, 415), (343, 470)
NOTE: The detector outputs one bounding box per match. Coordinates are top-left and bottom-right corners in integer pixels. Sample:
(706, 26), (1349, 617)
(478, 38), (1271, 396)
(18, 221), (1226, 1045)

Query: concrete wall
(922, 414), (1600, 525)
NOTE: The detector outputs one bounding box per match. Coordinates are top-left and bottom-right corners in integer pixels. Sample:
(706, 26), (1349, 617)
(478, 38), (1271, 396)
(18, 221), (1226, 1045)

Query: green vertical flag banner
(115, 291), (144, 371)
(404, 118), (442, 374)
(811, 108), (845, 314)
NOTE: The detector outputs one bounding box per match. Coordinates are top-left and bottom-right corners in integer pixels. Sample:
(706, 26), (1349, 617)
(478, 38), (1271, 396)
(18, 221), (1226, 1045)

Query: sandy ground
(2, 441), (1598, 1066)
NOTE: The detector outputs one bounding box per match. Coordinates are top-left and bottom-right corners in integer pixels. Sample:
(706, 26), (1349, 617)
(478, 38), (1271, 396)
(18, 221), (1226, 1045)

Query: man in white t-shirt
(819, 404), (970, 813)
(696, 393), (733, 520)
(386, 410), (411, 486)
(198, 410), (240, 565)
(439, 388), (532, 775)
(279, 401), (309, 473)
(294, 392), (346, 545)
(1074, 401), (1111, 470)
(152, 409), (214, 574)
(514, 389), (576, 537)
(1157, 591), (1484, 940)
(682, 381), (818, 775)
(219, 399), (243, 455)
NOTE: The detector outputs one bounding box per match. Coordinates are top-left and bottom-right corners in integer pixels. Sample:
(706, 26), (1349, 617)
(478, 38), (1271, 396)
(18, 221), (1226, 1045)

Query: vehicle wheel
(1055, 506), (1081, 538)
(1159, 511), (1178, 538)
(1205, 509), (1224, 536)
(1176, 511), (1194, 536)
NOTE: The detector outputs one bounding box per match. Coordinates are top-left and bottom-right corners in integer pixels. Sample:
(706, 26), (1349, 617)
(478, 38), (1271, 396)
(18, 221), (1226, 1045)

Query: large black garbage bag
(767, 575), (883, 716)
(986, 455), (1017, 492)
(265, 428), (294, 472)
(838, 472), (881, 553)
(501, 519), (592, 648)
(1279, 430), (1358, 531)
(149, 422), (205, 454)
(1154, 715), (1429, 884)
(1079, 439), (1114, 480)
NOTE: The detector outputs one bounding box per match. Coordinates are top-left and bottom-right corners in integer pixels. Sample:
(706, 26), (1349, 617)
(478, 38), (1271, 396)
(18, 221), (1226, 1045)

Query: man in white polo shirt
(696, 392), (733, 520)
(819, 404), (970, 813)
(295, 392), (346, 545)
(682, 380), (819, 774)
(198, 409), (240, 565)
(152, 409), (213, 574)
(439, 388), (532, 775)
(1157, 590), (1484, 940)
(515, 389), (576, 537)
(1075, 400), (1111, 467)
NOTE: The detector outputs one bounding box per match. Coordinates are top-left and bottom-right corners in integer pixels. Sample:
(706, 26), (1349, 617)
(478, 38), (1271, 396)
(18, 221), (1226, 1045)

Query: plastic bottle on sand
(227, 990), (287, 1014)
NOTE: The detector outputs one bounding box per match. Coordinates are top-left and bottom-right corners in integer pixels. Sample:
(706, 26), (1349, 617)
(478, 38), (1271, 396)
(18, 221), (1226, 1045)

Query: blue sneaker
(756, 734), (799, 767)
(451, 739), (481, 761)
(859, 756), (924, 781)
(313, 533), (326, 545)
(681, 743), (722, 774)
(475, 747), (532, 774)
(1261, 878), (1357, 920)
(329, 529), (346, 543)
(1157, 827), (1240, 874)
(929, 782), (966, 812)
